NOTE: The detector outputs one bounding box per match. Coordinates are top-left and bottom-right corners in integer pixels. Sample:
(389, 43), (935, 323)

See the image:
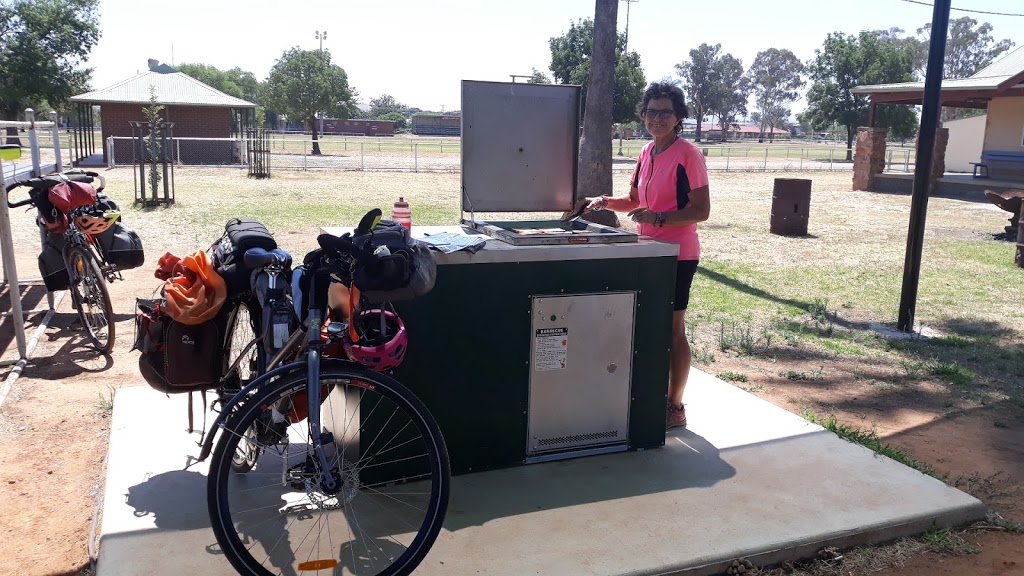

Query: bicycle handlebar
(315, 233), (377, 265)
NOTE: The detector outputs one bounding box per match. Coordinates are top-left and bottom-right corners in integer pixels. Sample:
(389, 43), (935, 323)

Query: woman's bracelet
(655, 211), (667, 227)
(594, 196), (608, 211)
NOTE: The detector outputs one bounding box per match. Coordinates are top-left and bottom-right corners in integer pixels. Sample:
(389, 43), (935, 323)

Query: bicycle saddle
(243, 247), (292, 269)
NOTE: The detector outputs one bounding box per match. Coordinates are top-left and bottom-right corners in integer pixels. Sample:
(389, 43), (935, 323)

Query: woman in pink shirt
(583, 82), (711, 430)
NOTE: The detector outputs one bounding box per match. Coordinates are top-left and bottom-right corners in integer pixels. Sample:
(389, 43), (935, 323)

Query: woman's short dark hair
(636, 82), (690, 134)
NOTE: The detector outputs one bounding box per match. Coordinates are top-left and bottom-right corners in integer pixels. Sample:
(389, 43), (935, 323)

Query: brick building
(69, 60), (256, 165)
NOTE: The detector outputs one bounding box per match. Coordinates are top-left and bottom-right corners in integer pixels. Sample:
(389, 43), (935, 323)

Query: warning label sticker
(534, 327), (569, 371)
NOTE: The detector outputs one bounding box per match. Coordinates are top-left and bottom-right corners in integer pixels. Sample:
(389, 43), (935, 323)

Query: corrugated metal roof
(71, 70), (255, 108)
(970, 44), (1024, 80)
(852, 44), (1024, 94)
(851, 77), (1009, 94)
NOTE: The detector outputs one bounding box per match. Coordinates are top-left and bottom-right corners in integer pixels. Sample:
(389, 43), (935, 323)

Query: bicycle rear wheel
(223, 300), (262, 472)
(207, 364), (450, 576)
(65, 245), (114, 354)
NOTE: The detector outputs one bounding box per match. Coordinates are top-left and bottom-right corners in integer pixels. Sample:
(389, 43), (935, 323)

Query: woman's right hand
(583, 196), (607, 212)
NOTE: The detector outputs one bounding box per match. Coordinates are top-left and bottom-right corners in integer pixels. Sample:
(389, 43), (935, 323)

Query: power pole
(897, 0), (951, 333)
(621, 0), (638, 52)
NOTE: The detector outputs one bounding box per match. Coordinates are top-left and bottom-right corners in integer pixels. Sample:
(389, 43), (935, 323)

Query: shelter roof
(71, 66), (255, 108)
(851, 44), (1024, 104)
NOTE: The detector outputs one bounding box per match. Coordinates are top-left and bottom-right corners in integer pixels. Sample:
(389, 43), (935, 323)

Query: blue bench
(979, 150), (1024, 179)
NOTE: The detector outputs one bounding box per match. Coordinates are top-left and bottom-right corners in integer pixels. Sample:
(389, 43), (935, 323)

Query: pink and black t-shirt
(630, 137), (709, 261)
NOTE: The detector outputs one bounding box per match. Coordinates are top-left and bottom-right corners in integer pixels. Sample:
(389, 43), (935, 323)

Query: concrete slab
(97, 369), (985, 576)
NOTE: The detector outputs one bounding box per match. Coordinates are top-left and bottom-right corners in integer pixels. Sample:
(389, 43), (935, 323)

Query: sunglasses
(643, 109), (676, 120)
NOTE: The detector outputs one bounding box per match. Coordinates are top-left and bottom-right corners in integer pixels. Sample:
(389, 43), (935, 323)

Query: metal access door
(527, 292), (636, 460)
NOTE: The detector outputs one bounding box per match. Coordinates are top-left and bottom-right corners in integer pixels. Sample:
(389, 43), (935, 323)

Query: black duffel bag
(349, 217), (436, 303)
(96, 221), (145, 270)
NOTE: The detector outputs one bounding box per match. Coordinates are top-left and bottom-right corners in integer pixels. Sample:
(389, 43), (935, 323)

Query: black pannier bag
(135, 298), (222, 394)
(350, 219), (436, 303)
(38, 231), (69, 291)
(163, 320), (221, 387)
(213, 218), (277, 295)
(96, 221), (145, 270)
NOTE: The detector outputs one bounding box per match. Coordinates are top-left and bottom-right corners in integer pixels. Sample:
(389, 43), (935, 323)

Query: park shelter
(851, 44), (1024, 196)
(69, 60), (256, 166)
(411, 114), (461, 136)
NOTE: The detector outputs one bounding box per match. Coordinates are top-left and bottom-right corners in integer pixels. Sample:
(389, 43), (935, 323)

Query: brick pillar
(852, 127), (887, 191)
(910, 127), (949, 194)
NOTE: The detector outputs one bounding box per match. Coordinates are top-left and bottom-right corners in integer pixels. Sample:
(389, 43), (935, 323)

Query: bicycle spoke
(210, 367), (448, 576)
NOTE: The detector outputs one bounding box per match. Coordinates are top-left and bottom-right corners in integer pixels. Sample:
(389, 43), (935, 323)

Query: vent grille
(536, 430), (619, 447)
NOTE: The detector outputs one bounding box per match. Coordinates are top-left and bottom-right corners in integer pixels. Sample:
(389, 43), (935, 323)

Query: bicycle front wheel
(207, 364), (450, 576)
(66, 245), (114, 354)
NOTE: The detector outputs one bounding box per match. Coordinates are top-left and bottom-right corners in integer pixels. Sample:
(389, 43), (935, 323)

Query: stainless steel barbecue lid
(461, 80), (581, 214)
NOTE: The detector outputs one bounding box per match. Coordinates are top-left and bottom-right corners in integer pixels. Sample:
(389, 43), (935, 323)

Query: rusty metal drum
(770, 178), (812, 236)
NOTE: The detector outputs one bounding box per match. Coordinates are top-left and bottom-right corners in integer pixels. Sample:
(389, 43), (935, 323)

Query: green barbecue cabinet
(324, 80), (677, 477)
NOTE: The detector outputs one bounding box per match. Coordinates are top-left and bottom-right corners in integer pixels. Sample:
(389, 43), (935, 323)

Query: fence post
(303, 139), (307, 171)
(360, 142), (364, 171)
(414, 143), (418, 172)
(829, 148), (834, 171)
(107, 136), (115, 168)
(800, 149), (804, 171)
(763, 147), (769, 172)
(0, 158), (27, 358)
(49, 111), (62, 170)
(26, 109), (41, 177)
(726, 148), (730, 171)
(905, 150), (910, 172)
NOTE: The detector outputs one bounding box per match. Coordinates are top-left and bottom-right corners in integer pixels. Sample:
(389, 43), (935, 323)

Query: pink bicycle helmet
(343, 309), (408, 372)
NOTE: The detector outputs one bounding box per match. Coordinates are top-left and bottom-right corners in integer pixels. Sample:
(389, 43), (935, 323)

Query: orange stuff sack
(162, 250), (227, 325)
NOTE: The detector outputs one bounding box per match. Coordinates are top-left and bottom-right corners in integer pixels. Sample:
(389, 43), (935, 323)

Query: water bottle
(392, 197), (412, 232)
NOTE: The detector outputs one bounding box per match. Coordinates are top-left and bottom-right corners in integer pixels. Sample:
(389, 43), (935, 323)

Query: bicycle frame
(198, 268), (355, 494)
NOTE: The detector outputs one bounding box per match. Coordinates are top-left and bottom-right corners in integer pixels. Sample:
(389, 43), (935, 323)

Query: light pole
(315, 30), (328, 135)
(621, 0), (638, 52)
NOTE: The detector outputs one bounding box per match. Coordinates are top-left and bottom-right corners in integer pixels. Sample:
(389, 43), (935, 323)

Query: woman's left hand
(627, 207), (657, 225)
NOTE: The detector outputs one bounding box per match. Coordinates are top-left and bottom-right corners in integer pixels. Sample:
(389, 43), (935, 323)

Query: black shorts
(675, 260), (699, 311)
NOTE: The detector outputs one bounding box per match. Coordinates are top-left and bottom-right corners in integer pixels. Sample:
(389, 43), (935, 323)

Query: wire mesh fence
(101, 135), (880, 173)
(8, 130), (920, 175)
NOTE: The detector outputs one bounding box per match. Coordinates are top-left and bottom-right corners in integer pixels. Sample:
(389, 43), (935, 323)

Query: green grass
(929, 362), (974, 386)
(802, 409), (943, 480)
(920, 526), (980, 555)
(718, 371), (749, 382)
(782, 368), (824, 381)
(96, 384), (117, 414)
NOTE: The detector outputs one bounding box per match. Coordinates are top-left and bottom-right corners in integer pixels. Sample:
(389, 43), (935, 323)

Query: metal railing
(103, 135), (872, 173)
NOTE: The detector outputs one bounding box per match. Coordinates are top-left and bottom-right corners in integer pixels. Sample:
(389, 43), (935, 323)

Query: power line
(899, 0), (1024, 17)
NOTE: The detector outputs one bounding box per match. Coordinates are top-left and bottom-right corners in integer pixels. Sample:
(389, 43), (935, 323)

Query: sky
(83, 0), (1024, 115)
